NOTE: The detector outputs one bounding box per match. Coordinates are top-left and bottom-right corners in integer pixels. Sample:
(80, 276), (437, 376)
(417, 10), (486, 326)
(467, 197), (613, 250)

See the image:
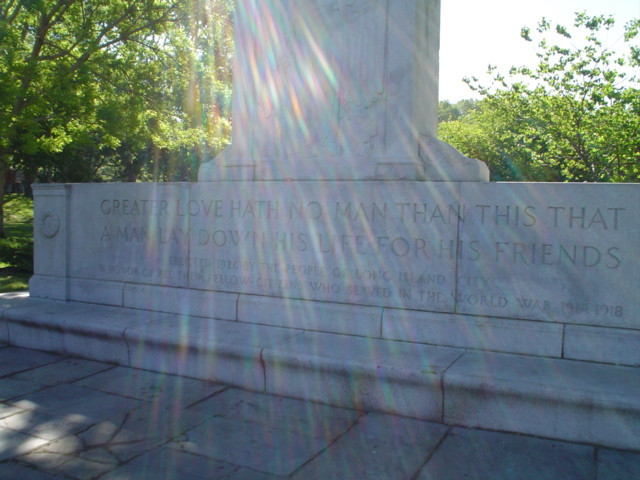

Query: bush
(1, 194), (34, 274)
(0, 236), (33, 273)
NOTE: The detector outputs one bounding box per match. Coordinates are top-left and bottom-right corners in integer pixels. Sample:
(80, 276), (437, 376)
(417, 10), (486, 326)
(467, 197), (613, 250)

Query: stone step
(2, 293), (639, 451)
(444, 351), (640, 451)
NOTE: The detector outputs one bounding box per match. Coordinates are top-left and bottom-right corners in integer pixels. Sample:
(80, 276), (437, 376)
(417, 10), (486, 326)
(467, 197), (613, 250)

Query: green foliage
(0, 235), (33, 273)
(438, 99), (478, 123)
(440, 13), (640, 182)
(0, 195), (33, 274)
(0, 272), (30, 292)
(0, 0), (234, 233)
(3, 194), (34, 224)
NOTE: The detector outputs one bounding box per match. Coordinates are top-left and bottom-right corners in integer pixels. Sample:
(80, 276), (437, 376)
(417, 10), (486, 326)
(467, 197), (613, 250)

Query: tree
(0, 0), (179, 235)
(439, 13), (640, 182)
(438, 99), (478, 123)
(0, 0), (234, 236)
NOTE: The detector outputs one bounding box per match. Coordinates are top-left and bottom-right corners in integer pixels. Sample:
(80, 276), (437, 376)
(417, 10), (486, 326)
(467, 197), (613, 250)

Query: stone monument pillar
(200, 0), (489, 181)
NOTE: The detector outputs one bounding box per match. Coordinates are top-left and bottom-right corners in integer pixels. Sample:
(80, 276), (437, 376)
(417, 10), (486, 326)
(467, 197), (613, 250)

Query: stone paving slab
(598, 449), (640, 480)
(76, 366), (226, 407)
(0, 408), (87, 441)
(0, 345), (63, 377)
(10, 358), (114, 387)
(169, 390), (363, 477)
(0, 428), (51, 462)
(11, 384), (142, 427)
(289, 413), (448, 480)
(417, 427), (595, 480)
(0, 402), (24, 420)
(5, 357), (227, 479)
(18, 405), (206, 479)
(188, 388), (363, 441)
(0, 460), (71, 479)
(1, 377), (45, 402)
(1, 345), (640, 479)
(170, 415), (330, 476)
(101, 446), (279, 480)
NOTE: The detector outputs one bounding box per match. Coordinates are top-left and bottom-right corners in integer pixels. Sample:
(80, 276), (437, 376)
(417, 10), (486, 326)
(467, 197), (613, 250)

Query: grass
(0, 268), (31, 292)
(0, 194), (34, 292)
(4, 194), (33, 224)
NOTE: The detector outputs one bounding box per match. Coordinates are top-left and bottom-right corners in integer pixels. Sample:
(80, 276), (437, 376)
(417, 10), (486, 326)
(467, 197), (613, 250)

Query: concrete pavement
(1, 344), (639, 479)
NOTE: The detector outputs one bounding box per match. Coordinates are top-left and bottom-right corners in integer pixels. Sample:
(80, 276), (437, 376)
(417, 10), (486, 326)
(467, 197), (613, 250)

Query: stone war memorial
(2, 0), (640, 451)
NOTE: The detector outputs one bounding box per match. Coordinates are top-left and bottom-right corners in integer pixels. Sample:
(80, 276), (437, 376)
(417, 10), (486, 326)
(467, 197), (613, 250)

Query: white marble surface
(123, 284), (238, 321)
(31, 181), (640, 344)
(457, 182), (640, 328)
(238, 295), (382, 337)
(4, 293), (640, 450)
(382, 309), (563, 357)
(564, 324), (640, 366)
(188, 181), (460, 312)
(263, 330), (464, 419)
(68, 183), (191, 288)
(29, 180), (640, 370)
(444, 350), (640, 450)
(125, 316), (303, 390)
(198, 0), (488, 181)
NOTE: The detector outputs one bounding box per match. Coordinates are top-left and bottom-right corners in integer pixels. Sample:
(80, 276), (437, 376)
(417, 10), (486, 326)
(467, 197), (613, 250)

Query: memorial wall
(31, 181), (639, 336)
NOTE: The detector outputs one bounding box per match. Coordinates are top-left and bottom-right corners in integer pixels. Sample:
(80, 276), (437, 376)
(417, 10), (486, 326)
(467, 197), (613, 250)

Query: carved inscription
(91, 184), (634, 323)
(186, 197), (458, 308)
(456, 184), (632, 324)
(472, 205), (624, 269)
(95, 196), (187, 284)
(94, 186), (461, 310)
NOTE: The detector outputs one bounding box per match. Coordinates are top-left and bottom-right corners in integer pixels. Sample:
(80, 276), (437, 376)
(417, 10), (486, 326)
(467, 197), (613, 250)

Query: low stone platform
(2, 292), (639, 452)
(4, 344), (639, 479)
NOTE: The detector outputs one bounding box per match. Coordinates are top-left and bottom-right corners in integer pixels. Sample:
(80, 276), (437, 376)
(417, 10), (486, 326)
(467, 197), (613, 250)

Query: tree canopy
(0, 0), (233, 235)
(2, 6), (638, 237)
(439, 13), (640, 182)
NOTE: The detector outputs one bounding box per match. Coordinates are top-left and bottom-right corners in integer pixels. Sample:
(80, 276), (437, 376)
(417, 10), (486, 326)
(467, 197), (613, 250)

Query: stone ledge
(2, 293), (639, 451)
(35, 280), (579, 359)
(444, 351), (640, 451)
(238, 295), (383, 337)
(564, 324), (640, 367)
(124, 284), (238, 321)
(382, 308), (563, 357)
(262, 331), (464, 421)
(3, 297), (159, 363)
(0, 292), (25, 343)
(124, 316), (303, 391)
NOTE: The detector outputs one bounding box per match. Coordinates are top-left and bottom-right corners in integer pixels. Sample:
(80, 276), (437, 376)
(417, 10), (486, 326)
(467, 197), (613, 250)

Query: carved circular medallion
(40, 211), (61, 238)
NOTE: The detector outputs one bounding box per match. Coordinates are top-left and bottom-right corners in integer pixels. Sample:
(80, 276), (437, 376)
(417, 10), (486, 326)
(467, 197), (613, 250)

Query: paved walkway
(1, 344), (639, 479)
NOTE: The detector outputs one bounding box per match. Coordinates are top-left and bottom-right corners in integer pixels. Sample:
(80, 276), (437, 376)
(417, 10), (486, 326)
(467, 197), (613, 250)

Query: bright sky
(440, 0), (640, 101)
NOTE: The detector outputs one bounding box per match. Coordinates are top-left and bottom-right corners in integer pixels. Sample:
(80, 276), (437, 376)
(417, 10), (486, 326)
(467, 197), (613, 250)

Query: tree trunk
(0, 158), (6, 238)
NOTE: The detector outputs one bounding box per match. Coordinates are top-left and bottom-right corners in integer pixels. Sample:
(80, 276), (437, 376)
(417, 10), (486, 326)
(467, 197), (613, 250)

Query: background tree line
(439, 13), (640, 182)
(1, 5), (638, 238)
(0, 0), (234, 236)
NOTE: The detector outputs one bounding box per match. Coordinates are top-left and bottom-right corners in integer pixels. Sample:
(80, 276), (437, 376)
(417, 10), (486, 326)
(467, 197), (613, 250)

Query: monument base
(20, 179), (640, 450)
(29, 180), (639, 366)
(3, 292), (640, 451)
(198, 137), (490, 182)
